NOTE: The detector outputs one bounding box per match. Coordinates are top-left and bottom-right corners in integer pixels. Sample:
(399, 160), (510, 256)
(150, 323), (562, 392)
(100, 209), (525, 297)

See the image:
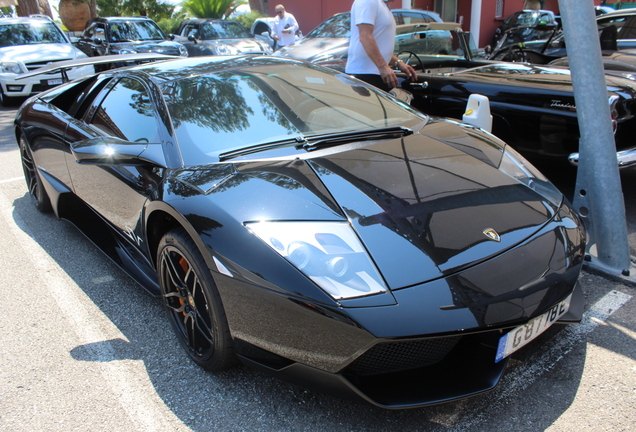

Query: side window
(621, 16), (636, 39)
(90, 78), (159, 143)
(598, 16), (628, 37)
(400, 12), (435, 25)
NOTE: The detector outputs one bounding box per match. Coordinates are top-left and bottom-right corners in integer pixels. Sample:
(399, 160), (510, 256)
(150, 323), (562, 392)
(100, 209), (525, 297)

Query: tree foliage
(180, 0), (235, 19)
(96, 0), (175, 22)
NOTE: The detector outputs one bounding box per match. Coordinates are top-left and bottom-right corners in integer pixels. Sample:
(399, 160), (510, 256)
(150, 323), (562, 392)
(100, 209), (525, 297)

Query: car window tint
(0, 22), (67, 47)
(598, 16), (629, 37)
(306, 14), (351, 38)
(90, 78), (159, 142)
(620, 17), (636, 39)
(108, 20), (165, 42)
(163, 65), (424, 165)
(205, 22), (250, 39)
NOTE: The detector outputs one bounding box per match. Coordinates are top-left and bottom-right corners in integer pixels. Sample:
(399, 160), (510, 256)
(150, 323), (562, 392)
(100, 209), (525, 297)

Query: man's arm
(357, 24), (417, 88)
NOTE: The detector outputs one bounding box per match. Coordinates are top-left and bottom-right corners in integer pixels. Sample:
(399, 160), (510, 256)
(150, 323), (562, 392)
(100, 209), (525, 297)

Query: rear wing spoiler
(16, 53), (180, 82)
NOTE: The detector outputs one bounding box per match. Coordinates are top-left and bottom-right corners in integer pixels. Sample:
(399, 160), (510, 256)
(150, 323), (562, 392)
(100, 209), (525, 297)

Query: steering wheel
(506, 45), (527, 63)
(396, 51), (423, 71)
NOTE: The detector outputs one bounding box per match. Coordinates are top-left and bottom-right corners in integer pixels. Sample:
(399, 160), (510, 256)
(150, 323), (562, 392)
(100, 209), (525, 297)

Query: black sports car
(16, 55), (585, 409)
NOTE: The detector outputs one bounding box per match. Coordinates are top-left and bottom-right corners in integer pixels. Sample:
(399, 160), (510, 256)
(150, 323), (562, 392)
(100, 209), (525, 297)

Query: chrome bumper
(569, 146), (636, 168)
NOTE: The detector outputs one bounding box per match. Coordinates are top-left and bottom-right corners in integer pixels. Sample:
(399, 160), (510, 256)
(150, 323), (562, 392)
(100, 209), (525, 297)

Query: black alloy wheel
(157, 228), (236, 371)
(19, 136), (52, 213)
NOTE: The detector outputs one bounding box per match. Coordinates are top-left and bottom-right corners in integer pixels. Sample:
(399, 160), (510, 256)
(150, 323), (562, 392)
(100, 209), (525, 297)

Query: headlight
(215, 43), (239, 55)
(0, 62), (24, 74)
(178, 44), (188, 57)
(247, 221), (388, 300)
(113, 48), (137, 55)
(499, 146), (563, 206)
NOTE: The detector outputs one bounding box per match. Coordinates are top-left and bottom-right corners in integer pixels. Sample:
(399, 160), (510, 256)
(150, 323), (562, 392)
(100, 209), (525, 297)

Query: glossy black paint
(15, 56), (585, 408)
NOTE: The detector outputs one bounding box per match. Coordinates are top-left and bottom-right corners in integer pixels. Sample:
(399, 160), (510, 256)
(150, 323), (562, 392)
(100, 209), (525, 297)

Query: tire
(157, 228), (236, 371)
(19, 136), (52, 213)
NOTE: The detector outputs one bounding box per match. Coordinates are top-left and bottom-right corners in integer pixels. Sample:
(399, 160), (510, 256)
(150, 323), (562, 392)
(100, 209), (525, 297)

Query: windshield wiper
(218, 126), (413, 161)
(218, 136), (307, 161)
(300, 126), (413, 151)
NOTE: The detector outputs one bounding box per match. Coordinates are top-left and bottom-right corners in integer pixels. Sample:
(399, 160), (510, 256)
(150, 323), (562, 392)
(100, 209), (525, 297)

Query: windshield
(306, 13), (352, 38)
(163, 63), (425, 165)
(108, 20), (165, 42)
(203, 21), (250, 39)
(0, 22), (67, 47)
(508, 11), (541, 27)
(395, 28), (478, 60)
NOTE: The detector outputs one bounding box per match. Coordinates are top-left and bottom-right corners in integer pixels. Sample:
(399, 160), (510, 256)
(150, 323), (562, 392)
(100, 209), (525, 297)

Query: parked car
(0, 15), (94, 106)
(16, 54), (584, 409)
(489, 9), (636, 66)
(274, 9), (442, 63)
(491, 9), (559, 47)
(400, 24), (636, 168)
(320, 22), (636, 168)
(77, 16), (188, 68)
(174, 18), (272, 56)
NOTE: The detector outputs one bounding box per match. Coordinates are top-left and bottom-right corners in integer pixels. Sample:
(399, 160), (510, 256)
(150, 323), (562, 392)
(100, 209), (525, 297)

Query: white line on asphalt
(0, 176), (23, 184)
(0, 189), (184, 432)
(448, 289), (632, 431)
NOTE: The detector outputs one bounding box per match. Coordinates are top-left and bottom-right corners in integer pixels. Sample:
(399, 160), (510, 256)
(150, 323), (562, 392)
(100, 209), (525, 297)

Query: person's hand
(379, 64), (398, 89)
(396, 61), (418, 82)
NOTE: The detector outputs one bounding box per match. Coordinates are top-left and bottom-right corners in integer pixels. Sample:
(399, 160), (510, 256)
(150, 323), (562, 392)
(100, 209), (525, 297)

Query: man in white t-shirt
(345, 0), (417, 92)
(272, 4), (299, 49)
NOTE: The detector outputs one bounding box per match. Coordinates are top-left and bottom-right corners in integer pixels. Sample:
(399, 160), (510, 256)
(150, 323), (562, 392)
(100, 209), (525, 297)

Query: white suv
(0, 15), (94, 106)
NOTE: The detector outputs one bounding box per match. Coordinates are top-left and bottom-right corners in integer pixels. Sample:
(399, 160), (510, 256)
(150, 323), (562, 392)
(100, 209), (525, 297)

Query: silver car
(174, 19), (272, 56)
(0, 15), (94, 106)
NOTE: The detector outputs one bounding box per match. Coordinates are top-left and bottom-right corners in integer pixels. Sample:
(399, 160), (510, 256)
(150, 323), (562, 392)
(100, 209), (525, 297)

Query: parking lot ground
(0, 104), (634, 431)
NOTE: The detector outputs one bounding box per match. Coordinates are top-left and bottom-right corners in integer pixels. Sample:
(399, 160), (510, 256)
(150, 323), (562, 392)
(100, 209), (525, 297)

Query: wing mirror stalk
(71, 137), (167, 168)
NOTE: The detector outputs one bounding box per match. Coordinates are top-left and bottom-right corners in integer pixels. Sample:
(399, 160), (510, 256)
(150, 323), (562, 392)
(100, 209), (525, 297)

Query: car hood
(307, 126), (558, 290)
(0, 43), (84, 63)
(178, 120), (562, 291)
(275, 37), (349, 61)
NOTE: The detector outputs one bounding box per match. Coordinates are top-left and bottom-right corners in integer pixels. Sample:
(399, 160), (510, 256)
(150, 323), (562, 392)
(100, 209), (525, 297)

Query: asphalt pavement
(0, 103), (634, 432)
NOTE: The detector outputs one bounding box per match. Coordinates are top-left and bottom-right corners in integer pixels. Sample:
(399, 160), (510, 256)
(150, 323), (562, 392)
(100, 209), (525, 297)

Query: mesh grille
(345, 336), (461, 376)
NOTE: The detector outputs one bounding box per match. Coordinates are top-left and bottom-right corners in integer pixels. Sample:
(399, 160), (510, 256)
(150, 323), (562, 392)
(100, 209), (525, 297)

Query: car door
(64, 75), (167, 251)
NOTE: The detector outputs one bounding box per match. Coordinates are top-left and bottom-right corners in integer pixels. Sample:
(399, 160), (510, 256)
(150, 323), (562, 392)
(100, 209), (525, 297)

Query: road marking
(0, 188), (184, 431)
(444, 289), (633, 430)
(0, 176), (23, 184)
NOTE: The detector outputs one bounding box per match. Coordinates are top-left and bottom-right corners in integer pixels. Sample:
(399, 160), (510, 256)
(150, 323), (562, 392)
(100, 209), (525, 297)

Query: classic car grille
(345, 336), (461, 376)
(25, 59), (72, 72)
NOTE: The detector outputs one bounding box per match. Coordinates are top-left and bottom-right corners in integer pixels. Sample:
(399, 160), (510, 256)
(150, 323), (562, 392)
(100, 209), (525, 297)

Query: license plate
(495, 293), (572, 363)
(47, 78), (63, 85)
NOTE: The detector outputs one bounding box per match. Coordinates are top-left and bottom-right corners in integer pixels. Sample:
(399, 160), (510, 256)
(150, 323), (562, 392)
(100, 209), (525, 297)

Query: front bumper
(569, 146), (636, 168)
(2, 65), (94, 98)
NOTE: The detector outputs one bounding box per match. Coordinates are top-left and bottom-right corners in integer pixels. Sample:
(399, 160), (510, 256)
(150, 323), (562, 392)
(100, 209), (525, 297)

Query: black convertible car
(16, 55), (585, 408)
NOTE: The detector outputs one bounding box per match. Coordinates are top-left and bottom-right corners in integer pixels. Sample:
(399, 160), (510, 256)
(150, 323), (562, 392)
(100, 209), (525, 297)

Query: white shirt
(345, 0), (396, 75)
(273, 12), (299, 47)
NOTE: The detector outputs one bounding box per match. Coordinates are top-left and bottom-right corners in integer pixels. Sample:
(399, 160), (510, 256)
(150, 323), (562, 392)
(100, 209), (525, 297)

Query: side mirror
(168, 34), (176, 41)
(71, 137), (167, 168)
(188, 35), (198, 44)
(93, 37), (103, 45)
